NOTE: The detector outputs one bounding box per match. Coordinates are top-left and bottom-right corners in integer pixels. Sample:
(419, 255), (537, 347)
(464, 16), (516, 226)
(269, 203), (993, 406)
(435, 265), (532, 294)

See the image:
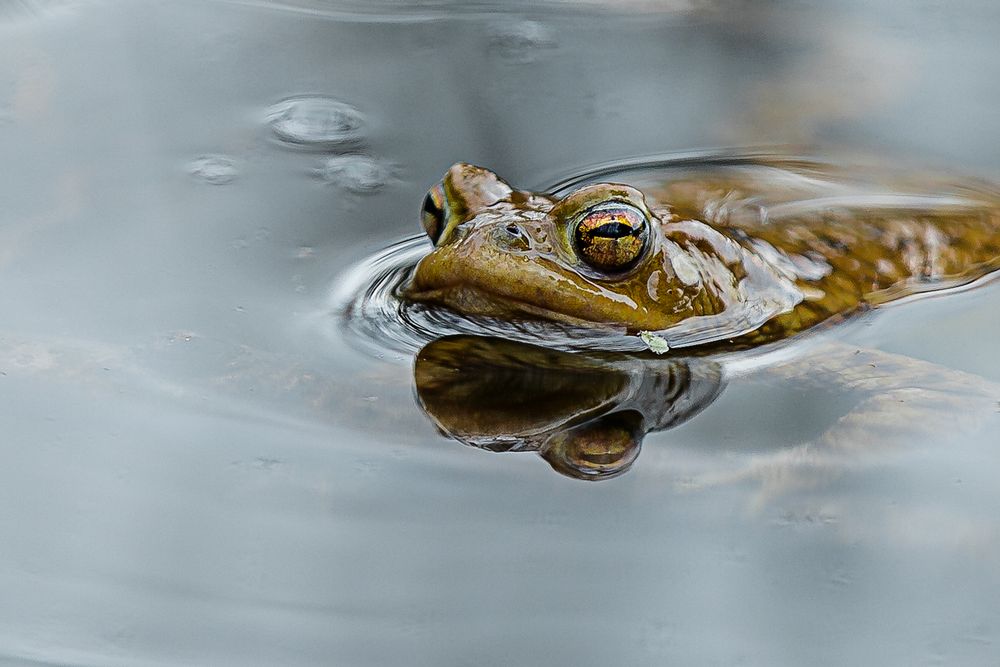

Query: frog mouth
(404, 284), (626, 332)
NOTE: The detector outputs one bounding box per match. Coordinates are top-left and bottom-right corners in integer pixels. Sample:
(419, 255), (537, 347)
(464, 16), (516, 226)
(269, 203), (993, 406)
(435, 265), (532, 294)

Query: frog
(403, 159), (1000, 349)
(395, 157), (1000, 483)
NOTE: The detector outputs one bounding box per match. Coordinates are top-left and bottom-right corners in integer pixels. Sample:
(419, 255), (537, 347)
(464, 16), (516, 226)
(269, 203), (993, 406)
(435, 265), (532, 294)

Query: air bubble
(188, 155), (238, 185)
(266, 95), (365, 150)
(317, 155), (389, 194)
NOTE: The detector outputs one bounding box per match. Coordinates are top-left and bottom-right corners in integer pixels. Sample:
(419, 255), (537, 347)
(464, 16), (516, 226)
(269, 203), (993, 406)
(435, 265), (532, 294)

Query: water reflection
(414, 334), (723, 479)
(4, 0), (1000, 663)
(414, 334), (1000, 488)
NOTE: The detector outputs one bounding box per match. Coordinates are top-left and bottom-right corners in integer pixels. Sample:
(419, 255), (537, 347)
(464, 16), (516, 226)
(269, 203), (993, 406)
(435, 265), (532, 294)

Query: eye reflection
(541, 411), (643, 481)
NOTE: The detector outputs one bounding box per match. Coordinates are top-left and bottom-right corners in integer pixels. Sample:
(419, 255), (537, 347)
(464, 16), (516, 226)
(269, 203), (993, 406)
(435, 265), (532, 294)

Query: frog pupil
(589, 221), (636, 239)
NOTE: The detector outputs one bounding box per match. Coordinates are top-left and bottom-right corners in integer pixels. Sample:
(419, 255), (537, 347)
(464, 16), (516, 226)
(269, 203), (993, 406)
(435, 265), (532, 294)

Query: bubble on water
(266, 95), (365, 150)
(488, 20), (557, 63)
(317, 155), (389, 194)
(188, 155), (238, 185)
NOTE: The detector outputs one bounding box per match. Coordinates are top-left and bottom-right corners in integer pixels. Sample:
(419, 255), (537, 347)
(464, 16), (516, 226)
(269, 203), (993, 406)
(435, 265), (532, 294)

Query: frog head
(405, 164), (799, 343)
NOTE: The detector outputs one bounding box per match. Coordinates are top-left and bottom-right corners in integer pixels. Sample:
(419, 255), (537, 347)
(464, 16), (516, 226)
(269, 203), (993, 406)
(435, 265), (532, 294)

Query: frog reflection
(412, 334), (1000, 487)
(413, 335), (723, 480)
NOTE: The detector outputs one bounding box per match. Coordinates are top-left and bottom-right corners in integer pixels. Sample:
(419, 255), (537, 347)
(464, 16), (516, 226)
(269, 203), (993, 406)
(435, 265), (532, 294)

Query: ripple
(266, 96), (365, 151)
(488, 20), (557, 63)
(328, 235), (432, 356)
(316, 155), (388, 193)
(0, 0), (78, 22)
(187, 155), (238, 185)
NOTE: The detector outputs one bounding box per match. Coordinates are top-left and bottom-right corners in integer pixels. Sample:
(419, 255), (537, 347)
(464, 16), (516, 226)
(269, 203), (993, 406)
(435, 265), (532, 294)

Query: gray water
(2, 1), (1000, 665)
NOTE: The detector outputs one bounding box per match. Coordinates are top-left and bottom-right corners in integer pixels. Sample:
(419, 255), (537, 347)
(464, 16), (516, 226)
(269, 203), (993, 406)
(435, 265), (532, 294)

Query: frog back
(645, 160), (1000, 344)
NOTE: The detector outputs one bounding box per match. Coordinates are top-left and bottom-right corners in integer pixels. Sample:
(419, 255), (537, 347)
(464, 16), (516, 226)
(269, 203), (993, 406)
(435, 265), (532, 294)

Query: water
(2, 1), (1000, 665)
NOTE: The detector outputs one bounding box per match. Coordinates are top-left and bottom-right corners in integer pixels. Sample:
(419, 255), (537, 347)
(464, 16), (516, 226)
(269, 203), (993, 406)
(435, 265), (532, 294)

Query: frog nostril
(495, 222), (530, 250)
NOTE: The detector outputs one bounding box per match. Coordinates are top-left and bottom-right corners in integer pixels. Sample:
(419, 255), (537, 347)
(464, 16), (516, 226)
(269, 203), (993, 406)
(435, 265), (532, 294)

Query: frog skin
(404, 161), (1000, 348)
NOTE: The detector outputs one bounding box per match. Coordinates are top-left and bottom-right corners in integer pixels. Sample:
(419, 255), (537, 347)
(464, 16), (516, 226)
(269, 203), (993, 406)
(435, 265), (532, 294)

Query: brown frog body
(404, 159), (1000, 349)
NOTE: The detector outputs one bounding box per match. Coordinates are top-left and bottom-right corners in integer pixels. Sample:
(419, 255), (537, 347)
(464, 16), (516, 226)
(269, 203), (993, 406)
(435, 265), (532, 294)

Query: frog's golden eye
(573, 201), (649, 272)
(421, 183), (448, 245)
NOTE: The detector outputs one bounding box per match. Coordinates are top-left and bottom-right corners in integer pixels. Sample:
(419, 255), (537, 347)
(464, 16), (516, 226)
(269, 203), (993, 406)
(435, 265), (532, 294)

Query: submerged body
(404, 159), (1000, 348)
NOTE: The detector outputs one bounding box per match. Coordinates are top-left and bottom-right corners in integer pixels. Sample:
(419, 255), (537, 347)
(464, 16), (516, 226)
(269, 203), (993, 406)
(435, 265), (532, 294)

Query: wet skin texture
(404, 161), (1000, 349)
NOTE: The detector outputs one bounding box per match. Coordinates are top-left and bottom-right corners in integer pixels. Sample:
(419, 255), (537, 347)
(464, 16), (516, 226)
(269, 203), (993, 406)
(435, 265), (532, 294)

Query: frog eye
(573, 201), (649, 272)
(421, 183), (448, 244)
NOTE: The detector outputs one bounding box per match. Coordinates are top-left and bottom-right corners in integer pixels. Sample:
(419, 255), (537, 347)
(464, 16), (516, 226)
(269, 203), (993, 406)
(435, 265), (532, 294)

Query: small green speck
(639, 331), (670, 354)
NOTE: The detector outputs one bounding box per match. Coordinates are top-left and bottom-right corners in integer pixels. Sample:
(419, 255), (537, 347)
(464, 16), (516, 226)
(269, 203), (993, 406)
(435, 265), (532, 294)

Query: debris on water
(165, 331), (197, 344)
(316, 154), (389, 193)
(639, 330), (670, 354)
(188, 155), (238, 185)
(266, 95), (365, 150)
(254, 457), (281, 470)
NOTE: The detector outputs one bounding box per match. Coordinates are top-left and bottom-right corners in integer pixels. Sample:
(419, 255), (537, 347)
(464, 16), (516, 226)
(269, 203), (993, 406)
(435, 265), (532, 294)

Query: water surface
(2, 1), (1000, 665)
